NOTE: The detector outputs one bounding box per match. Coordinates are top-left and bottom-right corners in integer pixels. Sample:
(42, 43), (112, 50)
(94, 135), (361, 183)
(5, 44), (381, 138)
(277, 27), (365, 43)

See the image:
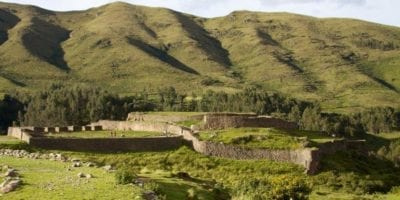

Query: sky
(2, 0), (399, 27)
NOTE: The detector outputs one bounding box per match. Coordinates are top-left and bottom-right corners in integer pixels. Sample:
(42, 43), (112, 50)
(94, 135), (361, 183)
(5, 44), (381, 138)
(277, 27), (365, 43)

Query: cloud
(1, 0), (399, 27)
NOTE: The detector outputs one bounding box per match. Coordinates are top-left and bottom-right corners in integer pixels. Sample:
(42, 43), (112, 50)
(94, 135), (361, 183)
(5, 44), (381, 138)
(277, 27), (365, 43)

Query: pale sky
(2, 0), (399, 27)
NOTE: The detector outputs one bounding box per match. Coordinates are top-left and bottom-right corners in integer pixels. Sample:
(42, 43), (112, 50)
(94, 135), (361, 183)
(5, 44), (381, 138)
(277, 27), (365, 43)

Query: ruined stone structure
(29, 137), (182, 152)
(126, 112), (203, 123)
(7, 116), (365, 175)
(7, 126), (182, 152)
(90, 120), (343, 174)
(202, 113), (298, 130)
(126, 112), (298, 130)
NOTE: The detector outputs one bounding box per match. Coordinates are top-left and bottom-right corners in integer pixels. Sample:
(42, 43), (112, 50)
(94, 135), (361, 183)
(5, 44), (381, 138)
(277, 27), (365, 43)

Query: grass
(45, 130), (165, 138)
(0, 135), (22, 144)
(1, 135), (400, 199)
(175, 119), (203, 127)
(0, 156), (144, 199)
(64, 146), (400, 199)
(310, 151), (400, 200)
(0, 135), (34, 150)
(138, 170), (226, 199)
(198, 127), (335, 149)
(0, 2), (399, 112)
(374, 132), (400, 140)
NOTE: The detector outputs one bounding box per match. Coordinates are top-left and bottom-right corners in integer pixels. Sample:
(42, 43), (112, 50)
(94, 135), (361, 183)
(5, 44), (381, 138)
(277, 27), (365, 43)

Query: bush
(232, 175), (311, 200)
(115, 167), (137, 184)
(201, 77), (222, 86)
(186, 188), (198, 200)
(144, 180), (164, 195)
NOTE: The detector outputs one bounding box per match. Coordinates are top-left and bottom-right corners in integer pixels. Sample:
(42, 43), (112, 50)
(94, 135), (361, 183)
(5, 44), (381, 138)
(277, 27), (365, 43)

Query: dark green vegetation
(1, 85), (398, 139)
(56, 146), (311, 200)
(2, 137), (400, 199)
(0, 2), (399, 112)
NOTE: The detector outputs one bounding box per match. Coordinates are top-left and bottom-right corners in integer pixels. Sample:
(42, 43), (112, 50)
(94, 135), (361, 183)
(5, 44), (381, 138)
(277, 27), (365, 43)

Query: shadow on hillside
(0, 74), (26, 87)
(0, 9), (21, 45)
(273, 51), (304, 73)
(317, 151), (400, 194)
(21, 17), (70, 71)
(172, 11), (233, 68)
(126, 37), (199, 75)
(370, 75), (398, 93)
(256, 29), (279, 46)
(318, 151), (399, 175)
(357, 64), (399, 93)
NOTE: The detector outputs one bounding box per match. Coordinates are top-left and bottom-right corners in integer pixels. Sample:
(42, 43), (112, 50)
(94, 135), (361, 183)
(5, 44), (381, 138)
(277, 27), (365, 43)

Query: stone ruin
(6, 113), (366, 174)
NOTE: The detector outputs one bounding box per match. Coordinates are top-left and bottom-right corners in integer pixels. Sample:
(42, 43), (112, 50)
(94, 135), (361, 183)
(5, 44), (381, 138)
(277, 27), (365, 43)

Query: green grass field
(45, 130), (165, 138)
(198, 127), (335, 149)
(0, 156), (144, 199)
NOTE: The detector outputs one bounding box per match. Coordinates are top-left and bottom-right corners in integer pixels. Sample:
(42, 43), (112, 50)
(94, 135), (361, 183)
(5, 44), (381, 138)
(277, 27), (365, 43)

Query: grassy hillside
(0, 2), (399, 112)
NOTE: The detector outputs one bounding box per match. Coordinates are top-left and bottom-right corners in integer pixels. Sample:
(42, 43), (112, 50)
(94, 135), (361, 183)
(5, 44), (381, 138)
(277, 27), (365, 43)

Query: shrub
(144, 180), (164, 195)
(115, 167), (137, 184)
(232, 175), (311, 200)
(186, 188), (198, 200)
(201, 77), (222, 86)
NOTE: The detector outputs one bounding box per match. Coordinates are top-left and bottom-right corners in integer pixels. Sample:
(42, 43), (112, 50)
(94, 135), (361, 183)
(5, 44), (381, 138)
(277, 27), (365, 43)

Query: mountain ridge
(0, 1), (399, 112)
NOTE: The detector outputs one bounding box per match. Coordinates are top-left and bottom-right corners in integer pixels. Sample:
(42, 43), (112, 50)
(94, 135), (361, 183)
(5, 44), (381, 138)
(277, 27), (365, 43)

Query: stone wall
(7, 127), (32, 143)
(7, 125), (182, 152)
(127, 112), (203, 123)
(179, 127), (319, 173)
(8, 121), (365, 174)
(93, 120), (317, 173)
(203, 113), (298, 130)
(28, 137), (183, 152)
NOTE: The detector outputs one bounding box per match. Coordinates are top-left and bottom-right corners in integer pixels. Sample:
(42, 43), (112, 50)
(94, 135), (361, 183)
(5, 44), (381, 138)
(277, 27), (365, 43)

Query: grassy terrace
(45, 131), (165, 138)
(198, 128), (337, 150)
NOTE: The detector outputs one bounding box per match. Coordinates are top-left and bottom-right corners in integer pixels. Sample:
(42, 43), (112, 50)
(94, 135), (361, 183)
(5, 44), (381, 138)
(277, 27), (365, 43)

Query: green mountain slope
(0, 2), (399, 112)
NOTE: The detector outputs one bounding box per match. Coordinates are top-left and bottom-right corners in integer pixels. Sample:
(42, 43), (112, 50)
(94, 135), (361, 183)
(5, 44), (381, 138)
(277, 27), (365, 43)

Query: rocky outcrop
(1, 165), (22, 194)
(0, 178), (21, 193)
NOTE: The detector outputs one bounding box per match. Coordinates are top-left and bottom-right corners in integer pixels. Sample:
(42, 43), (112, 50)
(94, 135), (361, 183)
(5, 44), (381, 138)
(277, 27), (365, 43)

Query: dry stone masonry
(7, 113), (366, 174)
(202, 113), (299, 130)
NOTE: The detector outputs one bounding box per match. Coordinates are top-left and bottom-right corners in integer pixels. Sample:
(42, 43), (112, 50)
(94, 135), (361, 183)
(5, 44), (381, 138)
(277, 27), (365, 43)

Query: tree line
(0, 84), (399, 137)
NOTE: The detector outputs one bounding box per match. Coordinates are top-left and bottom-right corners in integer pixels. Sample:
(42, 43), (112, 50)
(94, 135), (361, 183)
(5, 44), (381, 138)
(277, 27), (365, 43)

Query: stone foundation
(7, 119), (365, 174)
(29, 137), (183, 152)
